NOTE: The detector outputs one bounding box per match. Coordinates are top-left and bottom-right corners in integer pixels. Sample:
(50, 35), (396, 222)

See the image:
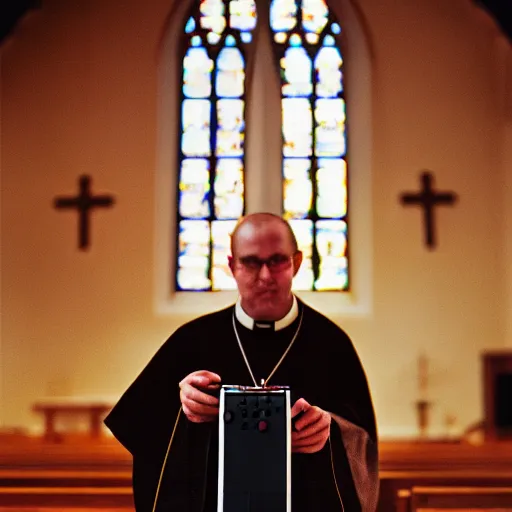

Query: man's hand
(179, 370), (221, 423)
(291, 398), (331, 454)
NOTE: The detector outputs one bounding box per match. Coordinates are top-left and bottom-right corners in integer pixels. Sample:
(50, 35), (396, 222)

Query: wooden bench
(0, 469), (132, 488)
(396, 489), (412, 512)
(0, 486), (134, 508)
(397, 486), (512, 511)
(33, 398), (113, 441)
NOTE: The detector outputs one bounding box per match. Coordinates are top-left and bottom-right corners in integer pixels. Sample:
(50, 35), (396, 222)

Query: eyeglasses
(237, 254), (294, 273)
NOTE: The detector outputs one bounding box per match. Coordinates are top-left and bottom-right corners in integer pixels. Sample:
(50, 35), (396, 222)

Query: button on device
(258, 420), (268, 432)
(224, 411), (234, 423)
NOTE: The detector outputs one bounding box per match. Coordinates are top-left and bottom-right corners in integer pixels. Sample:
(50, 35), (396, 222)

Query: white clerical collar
(235, 295), (299, 331)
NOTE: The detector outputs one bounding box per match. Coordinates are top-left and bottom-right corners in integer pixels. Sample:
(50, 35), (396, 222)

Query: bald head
(230, 213), (298, 257)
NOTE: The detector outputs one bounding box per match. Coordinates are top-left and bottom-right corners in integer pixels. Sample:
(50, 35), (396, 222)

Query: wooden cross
(399, 171), (457, 249)
(54, 175), (115, 250)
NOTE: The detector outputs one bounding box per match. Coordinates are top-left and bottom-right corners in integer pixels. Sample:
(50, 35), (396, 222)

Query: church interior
(1, 0), (512, 510)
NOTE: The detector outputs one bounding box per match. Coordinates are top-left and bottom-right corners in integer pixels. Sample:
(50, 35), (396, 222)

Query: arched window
(176, 0), (349, 292)
(156, 0), (373, 315)
(176, 1), (257, 291)
(270, 1), (348, 291)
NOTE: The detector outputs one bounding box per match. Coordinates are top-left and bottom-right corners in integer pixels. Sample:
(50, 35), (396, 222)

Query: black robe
(104, 299), (379, 512)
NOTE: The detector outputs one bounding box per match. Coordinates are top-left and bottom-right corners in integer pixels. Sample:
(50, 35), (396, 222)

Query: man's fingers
(182, 398), (219, 416)
(293, 422), (329, 441)
(292, 425), (330, 454)
(191, 375), (221, 388)
(292, 423), (330, 443)
(187, 415), (204, 423)
(187, 376), (209, 388)
(294, 410), (330, 436)
(190, 371), (222, 386)
(181, 383), (219, 406)
(179, 370), (222, 424)
(179, 383), (219, 423)
(179, 370), (222, 389)
(291, 406), (331, 454)
(180, 397), (219, 418)
(290, 398), (310, 418)
(181, 392), (219, 415)
(182, 404), (201, 422)
(293, 406), (324, 432)
(182, 403), (217, 423)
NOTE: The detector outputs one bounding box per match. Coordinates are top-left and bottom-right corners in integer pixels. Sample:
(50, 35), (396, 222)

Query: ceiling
(1, 0), (511, 47)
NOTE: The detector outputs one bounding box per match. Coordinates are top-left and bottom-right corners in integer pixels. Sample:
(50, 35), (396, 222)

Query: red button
(258, 420), (268, 432)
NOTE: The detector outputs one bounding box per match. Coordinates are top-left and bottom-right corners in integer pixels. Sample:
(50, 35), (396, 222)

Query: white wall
(500, 41), (512, 347)
(1, 0), (511, 439)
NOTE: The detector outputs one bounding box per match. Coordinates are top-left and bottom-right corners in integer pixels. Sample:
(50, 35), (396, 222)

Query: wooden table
(33, 398), (113, 442)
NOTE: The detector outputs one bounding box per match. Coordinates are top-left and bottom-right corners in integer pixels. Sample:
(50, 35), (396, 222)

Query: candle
(418, 353), (428, 399)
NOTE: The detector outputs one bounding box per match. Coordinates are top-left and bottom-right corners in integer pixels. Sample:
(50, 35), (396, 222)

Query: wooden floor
(2, 434), (512, 511)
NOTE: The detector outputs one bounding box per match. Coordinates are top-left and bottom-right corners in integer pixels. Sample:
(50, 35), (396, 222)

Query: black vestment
(104, 299), (379, 512)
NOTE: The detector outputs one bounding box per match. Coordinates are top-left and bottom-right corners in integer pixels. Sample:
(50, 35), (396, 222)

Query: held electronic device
(217, 384), (292, 512)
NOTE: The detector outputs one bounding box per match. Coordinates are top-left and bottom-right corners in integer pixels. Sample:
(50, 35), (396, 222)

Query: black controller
(200, 384), (304, 431)
(222, 390), (284, 433)
(219, 385), (291, 512)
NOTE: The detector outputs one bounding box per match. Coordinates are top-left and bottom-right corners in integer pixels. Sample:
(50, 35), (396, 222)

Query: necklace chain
(232, 306), (304, 387)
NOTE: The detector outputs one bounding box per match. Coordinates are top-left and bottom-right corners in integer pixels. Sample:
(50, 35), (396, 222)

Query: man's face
(228, 221), (302, 321)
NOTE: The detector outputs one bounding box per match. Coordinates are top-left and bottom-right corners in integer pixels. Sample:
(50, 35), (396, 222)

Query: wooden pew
(0, 486), (134, 509)
(397, 486), (512, 511)
(0, 436), (133, 510)
(396, 489), (412, 512)
(0, 469), (132, 488)
(378, 440), (512, 510)
(2, 436), (512, 511)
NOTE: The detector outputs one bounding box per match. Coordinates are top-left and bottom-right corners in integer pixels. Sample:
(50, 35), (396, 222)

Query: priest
(104, 212), (379, 512)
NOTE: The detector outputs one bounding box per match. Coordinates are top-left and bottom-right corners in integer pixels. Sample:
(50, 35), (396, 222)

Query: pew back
(397, 486), (512, 511)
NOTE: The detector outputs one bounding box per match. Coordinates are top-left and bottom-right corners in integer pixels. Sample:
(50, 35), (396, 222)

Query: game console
(217, 385), (291, 512)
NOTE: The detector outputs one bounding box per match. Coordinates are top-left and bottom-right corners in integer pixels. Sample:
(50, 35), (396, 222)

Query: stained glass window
(272, 0), (348, 291)
(177, 0), (256, 291)
(176, 0), (349, 293)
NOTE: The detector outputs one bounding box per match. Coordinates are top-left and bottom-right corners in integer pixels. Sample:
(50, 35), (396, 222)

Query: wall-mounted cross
(399, 171), (458, 249)
(54, 175), (115, 250)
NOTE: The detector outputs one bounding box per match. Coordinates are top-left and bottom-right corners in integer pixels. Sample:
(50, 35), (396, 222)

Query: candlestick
(416, 399), (431, 438)
(418, 352), (428, 400)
